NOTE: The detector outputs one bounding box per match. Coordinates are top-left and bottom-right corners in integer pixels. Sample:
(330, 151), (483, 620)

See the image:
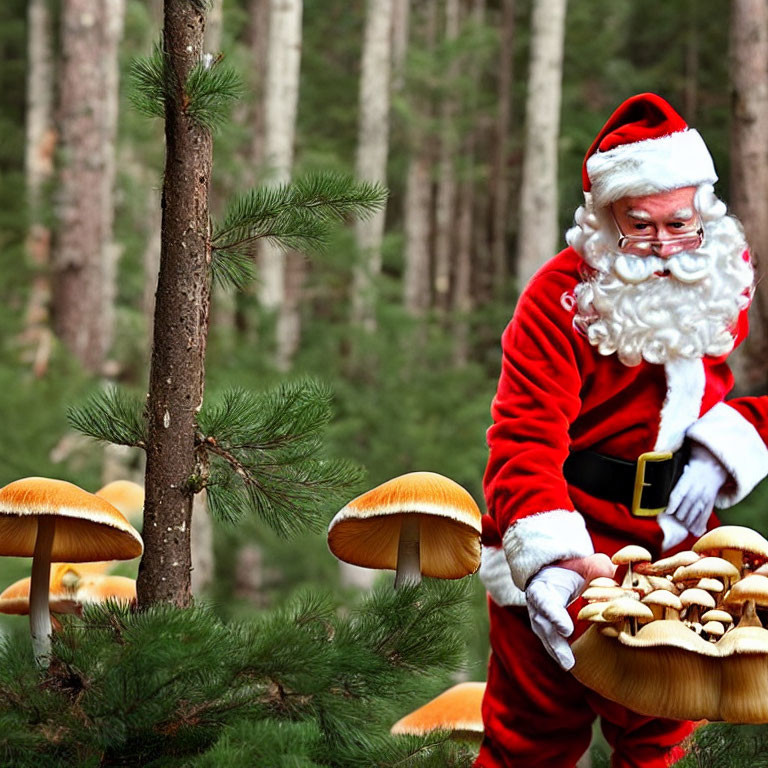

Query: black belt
(563, 442), (690, 517)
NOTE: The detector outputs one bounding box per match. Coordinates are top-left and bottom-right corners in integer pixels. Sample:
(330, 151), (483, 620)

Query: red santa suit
(475, 94), (768, 768)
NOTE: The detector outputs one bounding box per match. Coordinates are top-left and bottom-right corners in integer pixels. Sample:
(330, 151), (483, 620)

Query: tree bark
(351, 0), (394, 331)
(137, 0), (213, 608)
(489, 0), (515, 294)
(23, 0), (55, 377)
(432, 0), (460, 313)
(729, 0), (768, 394)
(53, 0), (120, 373)
(515, 0), (567, 288)
(403, 0), (437, 316)
(259, 0), (303, 370)
(391, 0), (410, 92)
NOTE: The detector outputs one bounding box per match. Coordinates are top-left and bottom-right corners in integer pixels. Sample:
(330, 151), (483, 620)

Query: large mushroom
(0, 477), (143, 663)
(327, 472), (481, 588)
(693, 526), (768, 578)
(390, 682), (486, 742)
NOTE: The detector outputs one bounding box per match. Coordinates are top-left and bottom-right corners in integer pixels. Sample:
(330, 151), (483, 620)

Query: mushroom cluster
(571, 526), (768, 723)
(0, 477), (143, 665)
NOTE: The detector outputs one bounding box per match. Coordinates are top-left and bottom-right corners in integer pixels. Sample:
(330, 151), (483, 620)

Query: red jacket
(479, 247), (768, 606)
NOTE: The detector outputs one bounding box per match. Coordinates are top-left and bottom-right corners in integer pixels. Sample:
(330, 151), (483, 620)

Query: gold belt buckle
(631, 451), (673, 517)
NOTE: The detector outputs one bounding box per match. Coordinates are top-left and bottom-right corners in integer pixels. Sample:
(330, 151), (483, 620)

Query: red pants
(475, 599), (696, 768)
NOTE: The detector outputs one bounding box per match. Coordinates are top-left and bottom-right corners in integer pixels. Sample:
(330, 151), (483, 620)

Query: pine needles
(211, 173), (388, 290)
(128, 43), (241, 130)
(0, 582), (474, 767)
(199, 381), (364, 535)
(66, 386), (147, 448)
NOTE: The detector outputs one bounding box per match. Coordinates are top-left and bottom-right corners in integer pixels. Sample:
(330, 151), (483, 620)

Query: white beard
(564, 186), (754, 367)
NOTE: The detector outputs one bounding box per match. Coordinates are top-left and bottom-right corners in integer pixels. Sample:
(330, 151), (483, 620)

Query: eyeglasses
(612, 211), (704, 257)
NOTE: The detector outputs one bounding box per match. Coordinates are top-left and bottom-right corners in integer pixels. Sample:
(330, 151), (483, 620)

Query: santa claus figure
(476, 93), (768, 768)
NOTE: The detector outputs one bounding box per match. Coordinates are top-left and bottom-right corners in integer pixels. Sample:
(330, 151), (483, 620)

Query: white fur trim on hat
(586, 129), (717, 208)
(479, 544), (525, 607)
(686, 402), (768, 507)
(501, 510), (594, 591)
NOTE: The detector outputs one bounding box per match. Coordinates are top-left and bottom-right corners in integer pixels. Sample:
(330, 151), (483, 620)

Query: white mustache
(612, 251), (712, 284)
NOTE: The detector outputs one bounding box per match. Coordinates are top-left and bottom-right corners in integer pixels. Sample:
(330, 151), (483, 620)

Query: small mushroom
(679, 588), (716, 626)
(642, 590), (683, 621)
(581, 586), (634, 602)
(0, 477), (143, 664)
(702, 620), (725, 641)
(601, 597), (653, 635)
(700, 608), (734, 628)
(724, 574), (768, 628)
(390, 682), (485, 742)
(674, 557), (739, 596)
(612, 545), (652, 592)
(641, 550), (700, 576)
(327, 472), (481, 588)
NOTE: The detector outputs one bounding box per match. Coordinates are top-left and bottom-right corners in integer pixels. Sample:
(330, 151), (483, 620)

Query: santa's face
(565, 185), (754, 366)
(611, 187), (701, 260)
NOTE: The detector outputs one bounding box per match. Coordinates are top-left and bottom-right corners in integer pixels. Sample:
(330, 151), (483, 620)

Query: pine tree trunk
(259, 0), (303, 370)
(683, 0), (699, 122)
(432, 0), (460, 313)
(516, 0), (566, 288)
(403, 0), (437, 316)
(137, 0), (213, 608)
(729, 0), (768, 394)
(53, 0), (118, 373)
(351, 0), (394, 331)
(23, 0), (55, 378)
(489, 0), (515, 294)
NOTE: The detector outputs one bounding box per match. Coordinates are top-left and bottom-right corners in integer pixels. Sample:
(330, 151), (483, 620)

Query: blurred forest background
(1, 0), (768, 764)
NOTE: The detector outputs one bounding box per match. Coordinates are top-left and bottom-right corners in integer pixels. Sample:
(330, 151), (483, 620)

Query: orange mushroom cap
(391, 682), (485, 737)
(328, 472), (481, 579)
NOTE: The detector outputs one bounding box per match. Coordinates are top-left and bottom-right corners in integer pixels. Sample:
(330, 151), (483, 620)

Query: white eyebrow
(626, 209), (652, 220)
(672, 207), (694, 219)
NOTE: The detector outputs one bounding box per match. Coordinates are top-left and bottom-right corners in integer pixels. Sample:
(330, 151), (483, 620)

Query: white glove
(666, 443), (729, 538)
(525, 565), (585, 671)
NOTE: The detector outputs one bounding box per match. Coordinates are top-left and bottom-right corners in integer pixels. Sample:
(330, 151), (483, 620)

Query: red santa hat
(583, 93), (717, 209)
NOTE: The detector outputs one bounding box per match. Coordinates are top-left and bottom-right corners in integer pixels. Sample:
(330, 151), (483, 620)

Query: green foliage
(67, 386), (148, 449)
(199, 380), (364, 535)
(0, 582), (472, 767)
(210, 173), (387, 289)
(672, 723), (768, 767)
(128, 44), (241, 130)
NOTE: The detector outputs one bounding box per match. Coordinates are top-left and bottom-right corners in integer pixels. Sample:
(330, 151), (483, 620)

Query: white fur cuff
(502, 510), (594, 591)
(686, 402), (768, 506)
(479, 545), (525, 607)
(586, 129), (717, 208)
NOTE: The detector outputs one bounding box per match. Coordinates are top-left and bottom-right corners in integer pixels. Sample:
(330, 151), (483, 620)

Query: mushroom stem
(394, 515), (421, 589)
(29, 516), (55, 666)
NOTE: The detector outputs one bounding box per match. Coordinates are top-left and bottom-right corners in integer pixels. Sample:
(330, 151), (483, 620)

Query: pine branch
(67, 387), (148, 449)
(210, 173), (387, 287)
(198, 381), (364, 535)
(186, 58), (243, 131)
(128, 44), (241, 130)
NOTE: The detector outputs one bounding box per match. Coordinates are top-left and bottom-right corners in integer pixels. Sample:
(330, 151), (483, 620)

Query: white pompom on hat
(583, 93), (717, 209)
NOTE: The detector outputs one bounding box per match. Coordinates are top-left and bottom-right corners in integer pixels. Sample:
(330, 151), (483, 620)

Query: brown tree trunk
(52, 0), (118, 373)
(729, 0), (768, 394)
(489, 0), (515, 294)
(23, 0), (55, 378)
(403, 0), (437, 316)
(137, 0), (213, 608)
(516, 0), (567, 288)
(351, 0), (394, 331)
(391, 0), (410, 92)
